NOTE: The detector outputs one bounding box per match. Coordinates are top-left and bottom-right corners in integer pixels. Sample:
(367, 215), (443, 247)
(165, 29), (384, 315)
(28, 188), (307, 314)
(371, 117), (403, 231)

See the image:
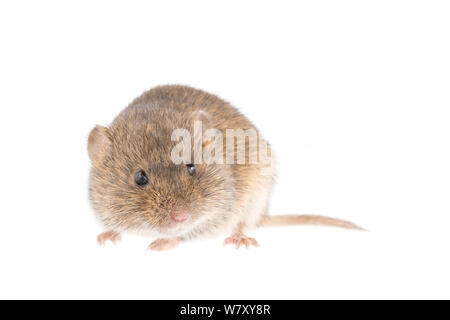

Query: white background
(0, 1), (449, 299)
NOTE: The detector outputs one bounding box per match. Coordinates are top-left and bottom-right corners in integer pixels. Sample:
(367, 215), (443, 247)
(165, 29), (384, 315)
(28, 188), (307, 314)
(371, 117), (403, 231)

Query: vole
(88, 85), (362, 251)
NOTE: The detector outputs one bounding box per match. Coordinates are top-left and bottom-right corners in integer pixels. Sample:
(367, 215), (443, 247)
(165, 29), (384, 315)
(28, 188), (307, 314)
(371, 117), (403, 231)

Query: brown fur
(88, 85), (361, 246)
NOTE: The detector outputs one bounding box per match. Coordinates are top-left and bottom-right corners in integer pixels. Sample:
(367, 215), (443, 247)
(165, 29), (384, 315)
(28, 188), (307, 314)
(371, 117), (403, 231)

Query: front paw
(97, 231), (121, 245)
(147, 238), (180, 251)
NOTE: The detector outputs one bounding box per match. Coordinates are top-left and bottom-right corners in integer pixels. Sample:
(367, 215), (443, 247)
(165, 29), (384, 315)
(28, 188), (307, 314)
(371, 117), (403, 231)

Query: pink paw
(147, 238), (179, 251)
(97, 231), (121, 245)
(223, 234), (259, 249)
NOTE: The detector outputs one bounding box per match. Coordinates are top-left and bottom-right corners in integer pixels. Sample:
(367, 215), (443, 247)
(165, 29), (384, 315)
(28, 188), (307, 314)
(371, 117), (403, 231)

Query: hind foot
(223, 234), (259, 249)
(97, 231), (121, 245)
(147, 238), (180, 251)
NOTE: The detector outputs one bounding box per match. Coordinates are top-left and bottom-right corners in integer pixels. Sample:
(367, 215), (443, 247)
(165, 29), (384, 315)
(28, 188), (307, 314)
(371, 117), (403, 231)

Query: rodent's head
(87, 121), (234, 237)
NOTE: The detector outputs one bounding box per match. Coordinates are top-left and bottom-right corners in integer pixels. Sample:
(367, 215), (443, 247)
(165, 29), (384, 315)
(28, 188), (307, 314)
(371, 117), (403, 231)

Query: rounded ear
(88, 125), (111, 166)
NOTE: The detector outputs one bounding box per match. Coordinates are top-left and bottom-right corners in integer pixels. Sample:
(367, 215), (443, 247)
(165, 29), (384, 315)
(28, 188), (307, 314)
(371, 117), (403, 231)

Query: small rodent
(88, 85), (362, 251)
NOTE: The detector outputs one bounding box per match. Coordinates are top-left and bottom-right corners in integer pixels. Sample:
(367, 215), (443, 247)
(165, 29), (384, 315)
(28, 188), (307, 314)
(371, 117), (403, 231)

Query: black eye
(186, 164), (196, 176)
(134, 170), (149, 186)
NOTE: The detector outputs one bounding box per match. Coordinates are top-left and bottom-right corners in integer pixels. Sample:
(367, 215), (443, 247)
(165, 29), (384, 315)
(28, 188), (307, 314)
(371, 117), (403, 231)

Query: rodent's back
(117, 85), (257, 132)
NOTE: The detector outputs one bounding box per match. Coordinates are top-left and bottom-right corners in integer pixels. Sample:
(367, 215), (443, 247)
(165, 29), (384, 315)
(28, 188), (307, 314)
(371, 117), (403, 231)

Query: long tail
(259, 215), (365, 230)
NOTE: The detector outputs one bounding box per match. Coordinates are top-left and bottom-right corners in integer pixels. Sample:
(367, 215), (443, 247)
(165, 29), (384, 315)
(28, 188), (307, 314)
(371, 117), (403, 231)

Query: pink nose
(170, 207), (189, 223)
